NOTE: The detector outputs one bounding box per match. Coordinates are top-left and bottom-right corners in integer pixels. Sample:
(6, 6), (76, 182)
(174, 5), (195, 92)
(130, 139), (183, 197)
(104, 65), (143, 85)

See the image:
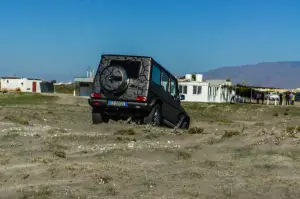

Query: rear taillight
(136, 96), (147, 102)
(91, 93), (101, 99)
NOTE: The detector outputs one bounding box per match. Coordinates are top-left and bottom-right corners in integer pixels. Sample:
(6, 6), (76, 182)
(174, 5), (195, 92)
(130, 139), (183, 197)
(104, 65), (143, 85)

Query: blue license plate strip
(107, 100), (128, 107)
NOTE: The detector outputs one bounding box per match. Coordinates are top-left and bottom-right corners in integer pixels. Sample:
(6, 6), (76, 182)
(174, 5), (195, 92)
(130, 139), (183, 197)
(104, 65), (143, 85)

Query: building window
(6, 80), (9, 83)
(193, 86), (202, 94)
(193, 86), (196, 94)
(197, 86), (202, 94)
(151, 65), (161, 85)
(179, 85), (187, 94)
(79, 82), (90, 87)
(183, 86), (187, 94)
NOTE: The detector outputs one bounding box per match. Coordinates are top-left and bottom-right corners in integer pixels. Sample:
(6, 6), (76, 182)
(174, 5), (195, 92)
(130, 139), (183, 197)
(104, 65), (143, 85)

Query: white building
(178, 74), (232, 103)
(73, 68), (95, 96)
(0, 77), (42, 93)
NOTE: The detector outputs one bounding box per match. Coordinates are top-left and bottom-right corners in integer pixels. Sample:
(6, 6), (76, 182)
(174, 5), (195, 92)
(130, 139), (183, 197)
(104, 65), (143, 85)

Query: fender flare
(149, 98), (163, 107)
(176, 112), (190, 128)
(183, 114), (191, 128)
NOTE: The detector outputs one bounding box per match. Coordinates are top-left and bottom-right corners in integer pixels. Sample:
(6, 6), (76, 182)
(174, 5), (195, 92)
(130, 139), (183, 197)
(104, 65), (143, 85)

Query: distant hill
(202, 61), (300, 89)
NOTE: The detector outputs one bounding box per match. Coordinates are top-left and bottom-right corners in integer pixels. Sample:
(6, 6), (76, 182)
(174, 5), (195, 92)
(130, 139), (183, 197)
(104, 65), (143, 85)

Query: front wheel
(143, 104), (162, 126)
(181, 119), (190, 129)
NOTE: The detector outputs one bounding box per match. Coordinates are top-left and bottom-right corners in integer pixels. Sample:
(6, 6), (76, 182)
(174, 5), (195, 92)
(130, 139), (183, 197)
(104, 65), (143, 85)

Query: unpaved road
(1, 93), (300, 198)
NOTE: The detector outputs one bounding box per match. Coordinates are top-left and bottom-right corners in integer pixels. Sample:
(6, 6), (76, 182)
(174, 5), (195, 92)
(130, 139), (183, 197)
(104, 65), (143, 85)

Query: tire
(99, 65), (128, 94)
(181, 119), (189, 129)
(143, 104), (162, 126)
(92, 109), (109, 124)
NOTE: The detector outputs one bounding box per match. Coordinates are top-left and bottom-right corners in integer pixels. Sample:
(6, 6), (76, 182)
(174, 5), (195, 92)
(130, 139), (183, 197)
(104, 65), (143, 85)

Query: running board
(163, 119), (176, 128)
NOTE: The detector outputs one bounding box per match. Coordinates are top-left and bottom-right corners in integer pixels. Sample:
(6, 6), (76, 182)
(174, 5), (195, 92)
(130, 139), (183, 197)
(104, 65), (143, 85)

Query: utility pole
(250, 84), (252, 104)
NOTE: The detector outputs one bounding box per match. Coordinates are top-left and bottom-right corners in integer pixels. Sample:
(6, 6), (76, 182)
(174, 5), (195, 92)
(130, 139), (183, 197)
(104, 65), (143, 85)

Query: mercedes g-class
(88, 54), (190, 129)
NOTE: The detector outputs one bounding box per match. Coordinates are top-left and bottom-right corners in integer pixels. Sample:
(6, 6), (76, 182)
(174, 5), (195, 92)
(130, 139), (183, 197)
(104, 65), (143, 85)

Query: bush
(188, 127), (204, 134)
(114, 128), (136, 135)
(222, 130), (240, 138)
(54, 84), (75, 94)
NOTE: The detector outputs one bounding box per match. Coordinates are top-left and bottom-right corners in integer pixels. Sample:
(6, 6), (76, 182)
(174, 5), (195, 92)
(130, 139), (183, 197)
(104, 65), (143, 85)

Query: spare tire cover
(99, 65), (128, 94)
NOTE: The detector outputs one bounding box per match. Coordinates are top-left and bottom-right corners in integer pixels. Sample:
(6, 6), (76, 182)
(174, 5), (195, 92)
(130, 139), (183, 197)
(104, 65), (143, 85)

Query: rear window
(110, 60), (141, 79)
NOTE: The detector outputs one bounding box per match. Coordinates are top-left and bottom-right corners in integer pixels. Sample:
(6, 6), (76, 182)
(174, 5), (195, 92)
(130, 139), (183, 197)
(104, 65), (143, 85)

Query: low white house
(0, 77), (42, 93)
(73, 68), (95, 96)
(178, 74), (232, 103)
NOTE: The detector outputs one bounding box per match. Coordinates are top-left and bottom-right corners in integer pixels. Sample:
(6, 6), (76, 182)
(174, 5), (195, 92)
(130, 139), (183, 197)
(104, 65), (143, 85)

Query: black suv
(88, 54), (190, 129)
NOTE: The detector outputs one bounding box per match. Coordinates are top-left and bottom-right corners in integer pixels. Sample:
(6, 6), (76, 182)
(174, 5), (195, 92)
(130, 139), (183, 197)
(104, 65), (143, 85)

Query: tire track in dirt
(0, 178), (91, 192)
(0, 163), (41, 172)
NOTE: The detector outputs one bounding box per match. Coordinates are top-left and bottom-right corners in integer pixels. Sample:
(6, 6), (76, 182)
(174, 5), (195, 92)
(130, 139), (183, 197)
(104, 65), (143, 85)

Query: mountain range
(201, 61), (300, 89)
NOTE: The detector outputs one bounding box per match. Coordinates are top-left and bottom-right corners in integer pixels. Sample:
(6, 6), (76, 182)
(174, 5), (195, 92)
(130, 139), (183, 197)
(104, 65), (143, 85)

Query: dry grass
(187, 126), (204, 134)
(53, 150), (66, 158)
(114, 128), (136, 135)
(222, 130), (241, 138)
(4, 114), (29, 125)
(17, 186), (53, 199)
(1, 93), (300, 198)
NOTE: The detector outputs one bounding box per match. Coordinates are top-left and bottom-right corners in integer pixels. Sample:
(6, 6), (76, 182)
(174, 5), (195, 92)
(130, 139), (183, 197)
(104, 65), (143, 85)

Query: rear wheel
(143, 104), (162, 126)
(92, 109), (109, 124)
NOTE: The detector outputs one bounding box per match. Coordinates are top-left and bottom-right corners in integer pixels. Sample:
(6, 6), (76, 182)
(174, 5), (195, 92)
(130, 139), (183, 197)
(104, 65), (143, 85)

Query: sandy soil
(1, 93), (300, 199)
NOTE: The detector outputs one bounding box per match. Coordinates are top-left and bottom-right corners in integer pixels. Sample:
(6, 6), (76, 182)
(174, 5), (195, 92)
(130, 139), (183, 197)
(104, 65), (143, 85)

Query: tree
(192, 74), (196, 81)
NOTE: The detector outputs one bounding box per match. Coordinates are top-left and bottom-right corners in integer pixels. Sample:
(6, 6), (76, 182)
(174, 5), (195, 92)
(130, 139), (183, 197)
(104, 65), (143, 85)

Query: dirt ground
(1, 92), (300, 199)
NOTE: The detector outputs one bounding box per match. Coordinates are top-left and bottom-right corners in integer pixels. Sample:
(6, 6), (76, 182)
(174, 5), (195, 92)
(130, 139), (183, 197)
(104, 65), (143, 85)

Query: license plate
(107, 100), (128, 107)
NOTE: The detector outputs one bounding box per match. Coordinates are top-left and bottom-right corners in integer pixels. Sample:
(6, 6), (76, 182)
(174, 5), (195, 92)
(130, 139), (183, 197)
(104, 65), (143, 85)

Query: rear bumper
(88, 98), (151, 117)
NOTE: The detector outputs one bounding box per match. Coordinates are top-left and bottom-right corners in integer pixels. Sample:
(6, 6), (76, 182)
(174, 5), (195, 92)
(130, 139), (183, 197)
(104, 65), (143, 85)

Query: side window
(151, 65), (161, 85)
(161, 71), (169, 92)
(169, 78), (178, 97)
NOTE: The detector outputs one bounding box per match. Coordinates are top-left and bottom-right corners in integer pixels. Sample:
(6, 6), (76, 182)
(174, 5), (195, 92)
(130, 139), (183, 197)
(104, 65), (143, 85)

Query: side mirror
(180, 94), (185, 100)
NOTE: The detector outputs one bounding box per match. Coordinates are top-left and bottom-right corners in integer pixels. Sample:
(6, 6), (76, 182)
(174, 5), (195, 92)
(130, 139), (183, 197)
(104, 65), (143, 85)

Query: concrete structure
(74, 68), (95, 96)
(178, 74), (232, 103)
(40, 82), (54, 93)
(0, 77), (42, 93)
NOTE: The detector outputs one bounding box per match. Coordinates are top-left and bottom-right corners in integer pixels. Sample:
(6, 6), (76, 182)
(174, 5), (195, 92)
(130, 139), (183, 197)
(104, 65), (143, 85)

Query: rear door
(93, 56), (150, 102)
(149, 64), (174, 121)
(150, 63), (182, 125)
(160, 70), (176, 122)
(107, 60), (140, 101)
(165, 76), (182, 124)
(32, 82), (36, 92)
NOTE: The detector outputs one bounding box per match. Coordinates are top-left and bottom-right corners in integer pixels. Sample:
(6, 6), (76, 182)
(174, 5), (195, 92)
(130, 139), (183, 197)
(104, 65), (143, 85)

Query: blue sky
(1, 0), (300, 81)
